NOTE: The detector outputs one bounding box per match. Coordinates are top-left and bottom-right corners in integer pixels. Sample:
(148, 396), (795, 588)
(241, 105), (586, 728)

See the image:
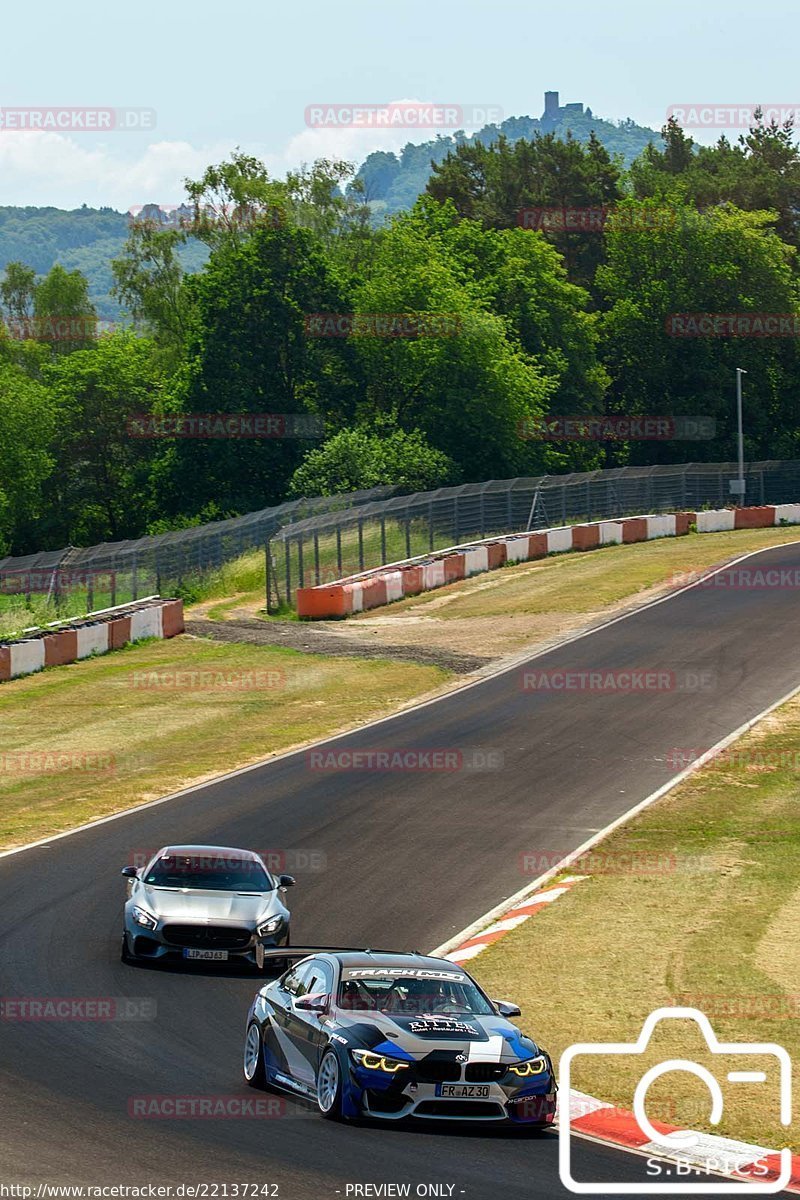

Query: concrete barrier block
(443, 554), (466, 583)
(422, 560), (446, 589)
(572, 524), (601, 550)
(696, 509), (736, 533)
(297, 586), (348, 619)
(401, 565), (424, 596)
(505, 535), (532, 562)
(77, 623), (109, 659)
(646, 514), (676, 539)
(464, 546), (490, 577)
(130, 606), (163, 642)
(734, 506), (775, 529)
(486, 542), (507, 570)
(384, 571), (404, 603)
(774, 503), (800, 525)
(160, 600), (184, 638)
(43, 629), (78, 668)
(599, 521), (624, 546)
(0, 645), (10, 683)
(10, 638), (46, 677)
(527, 533), (548, 559)
(674, 512), (696, 535)
(622, 517), (649, 543)
(546, 526), (574, 554)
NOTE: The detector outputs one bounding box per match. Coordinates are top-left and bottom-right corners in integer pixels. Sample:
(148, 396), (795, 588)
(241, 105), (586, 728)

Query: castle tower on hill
(540, 91), (587, 132)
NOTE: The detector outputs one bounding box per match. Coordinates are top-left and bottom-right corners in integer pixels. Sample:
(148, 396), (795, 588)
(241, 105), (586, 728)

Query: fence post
(265, 543), (271, 614)
(405, 520), (411, 558)
(380, 516), (387, 564)
(284, 539), (291, 606)
(454, 495), (459, 542)
(429, 503), (434, 551)
(480, 488), (486, 538)
(313, 533), (320, 586)
(358, 519), (364, 571)
(506, 488), (513, 531)
(87, 573), (94, 614)
(297, 536), (304, 590)
(561, 482), (567, 525)
(110, 558), (117, 608)
(132, 554), (138, 602)
(336, 527), (343, 578)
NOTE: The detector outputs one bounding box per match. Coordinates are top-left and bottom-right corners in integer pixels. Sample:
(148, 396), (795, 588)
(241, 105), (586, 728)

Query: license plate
(436, 1084), (490, 1098)
(182, 948), (229, 961)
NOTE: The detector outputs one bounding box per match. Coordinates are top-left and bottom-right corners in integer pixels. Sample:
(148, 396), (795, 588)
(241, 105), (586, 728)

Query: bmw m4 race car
(120, 845), (294, 969)
(242, 949), (556, 1126)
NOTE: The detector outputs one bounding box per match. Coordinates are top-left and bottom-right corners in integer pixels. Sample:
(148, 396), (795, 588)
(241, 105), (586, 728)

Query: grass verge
(471, 691), (800, 1151)
(0, 635), (446, 851)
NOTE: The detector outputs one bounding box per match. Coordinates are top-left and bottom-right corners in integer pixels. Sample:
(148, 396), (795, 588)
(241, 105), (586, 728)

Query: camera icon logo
(558, 1007), (792, 1194)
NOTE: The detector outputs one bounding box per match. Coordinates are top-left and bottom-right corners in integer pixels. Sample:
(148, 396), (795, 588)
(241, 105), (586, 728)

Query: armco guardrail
(296, 504), (800, 618)
(0, 596), (184, 683)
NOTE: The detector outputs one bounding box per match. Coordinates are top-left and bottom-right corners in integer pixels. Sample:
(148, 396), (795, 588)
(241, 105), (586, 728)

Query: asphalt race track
(3, 541), (800, 1199)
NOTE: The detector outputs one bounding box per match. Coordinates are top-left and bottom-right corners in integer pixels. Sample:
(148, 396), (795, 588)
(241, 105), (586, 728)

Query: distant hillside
(356, 92), (660, 217)
(0, 206), (208, 321)
(0, 94), (659, 313)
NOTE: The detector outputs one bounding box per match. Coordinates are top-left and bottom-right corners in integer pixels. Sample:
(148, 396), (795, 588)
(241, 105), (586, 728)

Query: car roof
(329, 951), (464, 971)
(157, 845), (262, 860)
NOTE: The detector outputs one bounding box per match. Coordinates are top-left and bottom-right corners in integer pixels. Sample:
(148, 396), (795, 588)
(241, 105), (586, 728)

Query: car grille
(414, 1100), (505, 1119)
(465, 1062), (507, 1082)
(414, 1058), (461, 1083)
(162, 924), (252, 950)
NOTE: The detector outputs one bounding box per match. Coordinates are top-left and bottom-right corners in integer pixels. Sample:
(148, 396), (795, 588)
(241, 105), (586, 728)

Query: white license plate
(436, 1084), (490, 1098)
(182, 948), (229, 961)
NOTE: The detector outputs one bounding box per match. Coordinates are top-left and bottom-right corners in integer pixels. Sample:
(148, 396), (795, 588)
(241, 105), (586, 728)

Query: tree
(0, 261), (36, 323)
(112, 223), (191, 357)
(42, 333), (164, 544)
(33, 263), (97, 354)
(0, 361), (55, 553)
(288, 425), (457, 497)
(597, 201), (800, 463)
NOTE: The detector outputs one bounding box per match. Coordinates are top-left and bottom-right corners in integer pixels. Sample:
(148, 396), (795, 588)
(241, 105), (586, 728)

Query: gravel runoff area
(185, 615), (489, 674)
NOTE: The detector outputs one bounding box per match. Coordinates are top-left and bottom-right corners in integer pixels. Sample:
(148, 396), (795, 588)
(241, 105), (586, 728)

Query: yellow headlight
(509, 1055), (547, 1077)
(353, 1050), (409, 1073)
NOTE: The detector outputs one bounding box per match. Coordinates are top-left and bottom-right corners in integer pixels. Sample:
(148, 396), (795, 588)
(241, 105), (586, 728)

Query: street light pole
(734, 367), (747, 505)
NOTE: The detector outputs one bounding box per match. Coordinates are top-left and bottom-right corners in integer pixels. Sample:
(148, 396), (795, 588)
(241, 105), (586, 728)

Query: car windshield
(337, 969), (495, 1015)
(144, 854), (273, 891)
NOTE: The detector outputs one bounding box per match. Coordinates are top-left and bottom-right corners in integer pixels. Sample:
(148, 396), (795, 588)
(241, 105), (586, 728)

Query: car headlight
(351, 1049), (410, 1074)
(508, 1054), (548, 1077)
(256, 915), (283, 937)
(131, 906), (158, 931)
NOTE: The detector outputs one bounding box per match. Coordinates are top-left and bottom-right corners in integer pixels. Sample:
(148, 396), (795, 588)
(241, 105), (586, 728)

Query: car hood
(137, 887), (279, 923)
(343, 1012), (539, 1063)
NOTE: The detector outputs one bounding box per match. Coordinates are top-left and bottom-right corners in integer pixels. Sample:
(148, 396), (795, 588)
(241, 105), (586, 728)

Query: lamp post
(731, 367), (747, 505)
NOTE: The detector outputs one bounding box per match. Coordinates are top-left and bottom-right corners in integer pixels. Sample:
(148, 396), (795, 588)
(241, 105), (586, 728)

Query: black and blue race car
(242, 949), (556, 1126)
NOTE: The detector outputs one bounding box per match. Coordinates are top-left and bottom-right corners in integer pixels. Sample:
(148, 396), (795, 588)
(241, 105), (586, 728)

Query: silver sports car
(120, 845), (293, 969)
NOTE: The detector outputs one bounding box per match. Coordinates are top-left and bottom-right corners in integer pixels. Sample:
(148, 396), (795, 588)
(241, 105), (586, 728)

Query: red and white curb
(437, 876), (800, 1190)
(565, 1089), (800, 1192)
(443, 875), (586, 964)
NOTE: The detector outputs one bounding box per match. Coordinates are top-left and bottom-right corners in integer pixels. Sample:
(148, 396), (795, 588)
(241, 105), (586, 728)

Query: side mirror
(295, 992), (329, 1014)
(494, 1000), (521, 1018)
(120, 866), (139, 878)
(278, 874), (296, 888)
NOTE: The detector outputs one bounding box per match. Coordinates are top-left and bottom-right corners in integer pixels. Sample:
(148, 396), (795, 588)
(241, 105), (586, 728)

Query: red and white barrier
(0, 598), (184, 685)
(294, 503), (800, 619)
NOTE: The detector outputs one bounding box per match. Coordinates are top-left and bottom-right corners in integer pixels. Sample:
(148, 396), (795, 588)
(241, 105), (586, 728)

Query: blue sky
(2, 0), (798, 210)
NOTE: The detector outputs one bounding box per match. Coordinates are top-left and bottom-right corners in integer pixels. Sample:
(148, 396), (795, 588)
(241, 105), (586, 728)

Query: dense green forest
(0, 98), (656, 318)
(1, 113), (800, 557)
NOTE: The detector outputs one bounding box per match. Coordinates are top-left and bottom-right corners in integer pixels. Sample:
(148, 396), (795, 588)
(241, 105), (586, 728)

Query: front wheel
(317, 1048), (344, 1119)
(243, 1021), (266, 1089)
